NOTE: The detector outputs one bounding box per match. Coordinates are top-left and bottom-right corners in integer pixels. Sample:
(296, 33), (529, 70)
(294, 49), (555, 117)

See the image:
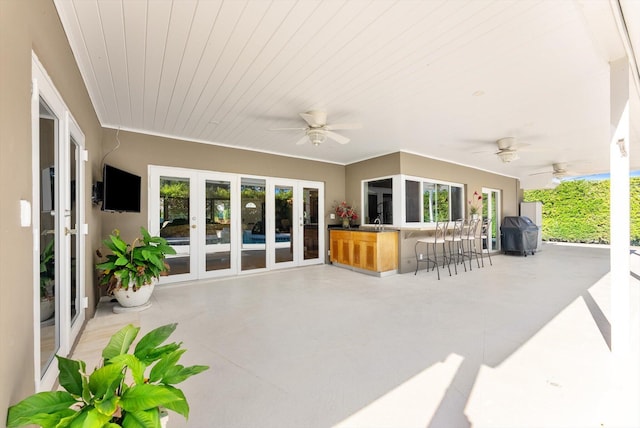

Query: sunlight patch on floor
(333, 353), (464, 428)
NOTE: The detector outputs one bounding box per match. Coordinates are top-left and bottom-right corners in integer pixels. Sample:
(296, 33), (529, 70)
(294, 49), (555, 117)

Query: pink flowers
(335, 201), (358, 220)
(468, 191), (482, 215)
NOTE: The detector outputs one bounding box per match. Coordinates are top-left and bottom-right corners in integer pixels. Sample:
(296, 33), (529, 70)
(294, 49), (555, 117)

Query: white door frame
(32, 53), (86, 391)
(150, 166), (324, 282)
(482, 187), (501, 252)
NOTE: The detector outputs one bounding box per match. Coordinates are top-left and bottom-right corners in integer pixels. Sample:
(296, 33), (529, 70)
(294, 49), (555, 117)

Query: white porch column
(609, 58), (630, 355)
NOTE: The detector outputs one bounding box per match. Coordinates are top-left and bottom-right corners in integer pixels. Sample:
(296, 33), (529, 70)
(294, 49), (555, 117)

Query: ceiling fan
(529, 162), (578, 182)
(270, 110), (361, 146)
(493, 137), (530, 163)
(471, 137), (531, 163)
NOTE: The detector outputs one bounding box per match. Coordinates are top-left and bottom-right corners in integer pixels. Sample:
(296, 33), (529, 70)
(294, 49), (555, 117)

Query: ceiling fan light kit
(497, 150), (519, 163)
(307, 129), (326, 146)
(271, 110), (360, 147)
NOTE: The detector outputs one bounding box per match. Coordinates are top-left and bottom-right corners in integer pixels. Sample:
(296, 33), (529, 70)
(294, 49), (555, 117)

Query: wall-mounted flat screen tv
(102, 164), (141, 213)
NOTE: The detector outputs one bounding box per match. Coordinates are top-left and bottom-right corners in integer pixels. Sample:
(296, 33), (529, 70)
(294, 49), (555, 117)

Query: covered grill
(500, 216), (539, 256)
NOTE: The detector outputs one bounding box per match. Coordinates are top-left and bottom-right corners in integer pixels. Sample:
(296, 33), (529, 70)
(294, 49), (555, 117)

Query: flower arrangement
(334, 201), (358, 226)
(468, 191), (482, 216)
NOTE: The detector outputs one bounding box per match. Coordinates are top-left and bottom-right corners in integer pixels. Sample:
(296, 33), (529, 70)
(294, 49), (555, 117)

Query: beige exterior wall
(345, 152), (520, 273)
(0, 0), (103, 418)
(98, 130), (346, 259)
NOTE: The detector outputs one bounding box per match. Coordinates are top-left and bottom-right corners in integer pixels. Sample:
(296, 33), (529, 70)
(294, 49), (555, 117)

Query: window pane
(365, 178), (393, 224)
(405, 180), (420, 222)
(436, 184), (450, 221)
(451, 186), (463, 220)
(423, 182), (436, 222)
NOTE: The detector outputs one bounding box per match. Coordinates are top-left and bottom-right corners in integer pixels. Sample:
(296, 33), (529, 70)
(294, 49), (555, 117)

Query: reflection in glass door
(241, 178), (266, 271)
(38, 100), (59, 377)
(68, 138), (80, 327)
(300, 183), (323, 264)
(273, 184), (294, 266)
(204, 179), (233, 273)
(159, 175), (195, 280)
(482, 188), (500, 251)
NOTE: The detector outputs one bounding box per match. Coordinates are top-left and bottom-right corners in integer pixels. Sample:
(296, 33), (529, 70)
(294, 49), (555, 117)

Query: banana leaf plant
(96, 227), (176, 293)
(7, 323), (209, 428)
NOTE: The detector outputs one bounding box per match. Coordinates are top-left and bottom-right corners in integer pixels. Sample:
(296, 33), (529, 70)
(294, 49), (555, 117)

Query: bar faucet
(374, 217), (381, 231)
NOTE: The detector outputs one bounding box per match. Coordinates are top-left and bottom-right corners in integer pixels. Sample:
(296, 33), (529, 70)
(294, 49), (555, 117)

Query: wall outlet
(419, 253), (423, 260)
(329, 213), (335, 220)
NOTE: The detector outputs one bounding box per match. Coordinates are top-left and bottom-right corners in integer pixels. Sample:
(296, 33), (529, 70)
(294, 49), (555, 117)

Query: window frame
(401, 174), (465, 227)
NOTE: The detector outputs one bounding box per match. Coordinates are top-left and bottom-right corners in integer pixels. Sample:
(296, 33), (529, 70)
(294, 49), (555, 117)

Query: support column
(609, 58), (630, 355)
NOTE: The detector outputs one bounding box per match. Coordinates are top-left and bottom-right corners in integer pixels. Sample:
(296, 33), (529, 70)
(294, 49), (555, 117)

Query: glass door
(482, 188), (501, 252)
(201, 175), (236, 277)
(151, 168), (198, 283)
(299, 182), (324, 265)
(240, 178), (267, 272)
(271, 182), (295, 268)
(38, 99), (60, 380)
(32, 55), (86, 390)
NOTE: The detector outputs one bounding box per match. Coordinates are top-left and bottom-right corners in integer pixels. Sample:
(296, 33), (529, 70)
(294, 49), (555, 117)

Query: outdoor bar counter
(329, 227), (399, 276)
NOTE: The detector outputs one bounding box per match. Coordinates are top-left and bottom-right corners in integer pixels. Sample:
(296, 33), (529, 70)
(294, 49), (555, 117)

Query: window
(363, 178), (393, 224)
(405, 177), (464, 224)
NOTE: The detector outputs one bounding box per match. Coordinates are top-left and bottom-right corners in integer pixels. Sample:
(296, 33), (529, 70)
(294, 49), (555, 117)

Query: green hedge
(523, 178), (640, 245)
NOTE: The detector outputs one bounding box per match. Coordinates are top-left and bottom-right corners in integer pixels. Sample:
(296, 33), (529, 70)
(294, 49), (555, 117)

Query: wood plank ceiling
(54, 0), (639, 188)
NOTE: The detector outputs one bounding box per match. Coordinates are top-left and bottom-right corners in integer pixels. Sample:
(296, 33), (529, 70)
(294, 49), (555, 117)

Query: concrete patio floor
(72, 243), (640, 428)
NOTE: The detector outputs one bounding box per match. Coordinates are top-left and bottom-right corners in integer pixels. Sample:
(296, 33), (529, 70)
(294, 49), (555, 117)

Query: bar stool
(461, 217), (481, 270)
(481, 218), (493, 266)
(445, 219), (465, 274)
(415, 220), (451, 280)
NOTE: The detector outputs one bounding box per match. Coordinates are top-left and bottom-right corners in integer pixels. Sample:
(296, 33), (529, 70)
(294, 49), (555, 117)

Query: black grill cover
(500, 216), (539, 255)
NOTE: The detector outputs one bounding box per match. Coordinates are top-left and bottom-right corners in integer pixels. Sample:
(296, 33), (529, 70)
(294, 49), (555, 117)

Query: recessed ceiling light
(472, 90), (485, 97)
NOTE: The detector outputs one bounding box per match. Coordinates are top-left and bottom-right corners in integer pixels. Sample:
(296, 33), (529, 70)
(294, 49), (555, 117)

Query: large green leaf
(162, 364), (209, 386)
(102, 324), (140, 360)
(148, 349), (185, 383)
(93, 395), (119, 418)
(119, 384), (183, 413)
(160, 386), (189, 419)
(109, 234), (128, 253)
(7, 391), (77, 427)
(68, 406), (111, 428)
(20, 409), (77, 428)
(56, 355), (85, 396)
(121, 407), (160, 428)
(109, 354), (146, 385)
(139, 342), (181, 365)
(89, 362), (125, 398)
(133, 324), (177, 361)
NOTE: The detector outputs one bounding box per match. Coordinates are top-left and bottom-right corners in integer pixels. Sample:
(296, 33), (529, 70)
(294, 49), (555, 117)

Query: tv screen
(102, 164), (141, 212)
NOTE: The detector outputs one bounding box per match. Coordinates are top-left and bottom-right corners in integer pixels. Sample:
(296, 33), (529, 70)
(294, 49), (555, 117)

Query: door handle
(65, 227), (77, 236)
(41, 229), (55, 235)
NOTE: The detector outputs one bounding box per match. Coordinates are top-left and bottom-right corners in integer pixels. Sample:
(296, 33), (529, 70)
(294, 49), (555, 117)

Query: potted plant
(40, 238), (55, 322)
(334, 201), (358, 228)
(7, 322), (209, 427)
(96, 227), (176, 308)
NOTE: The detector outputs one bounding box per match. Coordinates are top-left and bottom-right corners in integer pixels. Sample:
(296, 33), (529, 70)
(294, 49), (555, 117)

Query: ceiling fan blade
(295, 135), (309, 146)
(269, 127), (307, 131)
(300, 110), (326, 127)
(325, 130), (350, 144)
(325, 122), (362, 131)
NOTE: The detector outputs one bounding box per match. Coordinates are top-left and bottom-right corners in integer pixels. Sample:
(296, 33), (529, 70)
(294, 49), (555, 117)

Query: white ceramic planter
(113, 280), (156, 308)
(40, 297), (55, 322)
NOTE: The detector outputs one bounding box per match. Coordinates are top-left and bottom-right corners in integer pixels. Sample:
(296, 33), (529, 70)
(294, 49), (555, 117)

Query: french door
(482, 188), (501, 252)
(32, 55), (86, 390)
(149, 167), (323, 282)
